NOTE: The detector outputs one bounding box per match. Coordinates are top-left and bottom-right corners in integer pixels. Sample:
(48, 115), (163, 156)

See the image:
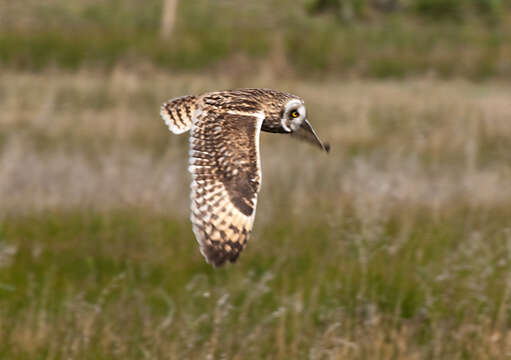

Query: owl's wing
(189, 107), (264, 266)
(160, 95), (197, 134)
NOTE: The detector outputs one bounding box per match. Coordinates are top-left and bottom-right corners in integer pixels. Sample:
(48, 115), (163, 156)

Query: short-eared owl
(160, 89), (329, 267)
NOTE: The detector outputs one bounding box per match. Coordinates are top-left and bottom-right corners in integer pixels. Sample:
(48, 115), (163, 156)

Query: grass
(1, 68), (511, 358)
(1, 0), (511, 79)
(1, 208), (511, 358)
(2, 1), (511, 357)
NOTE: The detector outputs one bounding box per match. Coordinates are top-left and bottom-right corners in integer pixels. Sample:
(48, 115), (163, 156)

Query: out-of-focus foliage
(0, 0), (510, 79)
(308, 0), (509, 21)
(2, 70), (511, 358)
(2, 2), (511, 358)
(308, 0), (399, 21)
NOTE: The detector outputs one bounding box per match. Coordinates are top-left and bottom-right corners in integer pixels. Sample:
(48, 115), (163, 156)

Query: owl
(160, 88), (329, 267)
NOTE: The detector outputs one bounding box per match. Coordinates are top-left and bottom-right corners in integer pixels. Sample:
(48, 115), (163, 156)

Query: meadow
(1, 0), (511, 79)
(1, 68), (511, 359)
(2, 0), (511, 358)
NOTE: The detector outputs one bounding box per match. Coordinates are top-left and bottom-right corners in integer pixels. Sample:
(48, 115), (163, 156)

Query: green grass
(0, 27), (267, 71)
(1, 206), (510, 358)
(2, 70), (511, 358)
(1, 3), (511, 359)
(1, 1), (511, 79)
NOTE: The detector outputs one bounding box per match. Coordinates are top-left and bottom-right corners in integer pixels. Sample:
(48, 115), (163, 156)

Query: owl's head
(262, 95), (329, 153)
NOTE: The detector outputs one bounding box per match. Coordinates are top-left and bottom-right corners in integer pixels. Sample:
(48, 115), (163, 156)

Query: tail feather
(160, 95), (197, 134)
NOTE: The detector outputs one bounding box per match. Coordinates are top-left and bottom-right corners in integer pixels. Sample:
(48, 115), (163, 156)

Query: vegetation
(1, 70), (511, 358)
(0, 0), (510, 79)
(2, 0), (511, 357)
(308, 0), (509, 22)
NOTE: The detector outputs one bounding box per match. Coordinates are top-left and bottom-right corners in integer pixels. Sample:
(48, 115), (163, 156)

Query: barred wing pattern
(189, 108), (264, 266)
(160, 95), (198, 134)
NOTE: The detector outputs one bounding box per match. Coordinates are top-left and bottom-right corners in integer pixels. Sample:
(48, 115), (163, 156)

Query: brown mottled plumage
(160, 89), (329, 266)
(161, 95), (198, 134)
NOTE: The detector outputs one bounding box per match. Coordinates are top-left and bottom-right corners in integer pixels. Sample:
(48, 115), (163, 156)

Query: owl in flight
(160, 88), (329, 267)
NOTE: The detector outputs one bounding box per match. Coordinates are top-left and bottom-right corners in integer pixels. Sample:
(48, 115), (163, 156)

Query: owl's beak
(291, 119), (330, 153)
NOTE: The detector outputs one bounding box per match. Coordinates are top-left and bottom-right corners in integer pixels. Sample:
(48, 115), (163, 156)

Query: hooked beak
(290, 119), (330, 153)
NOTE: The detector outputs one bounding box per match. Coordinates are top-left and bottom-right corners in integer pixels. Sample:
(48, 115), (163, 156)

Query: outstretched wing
(189, 107), (264, 266)
(160, 95), (197, 134)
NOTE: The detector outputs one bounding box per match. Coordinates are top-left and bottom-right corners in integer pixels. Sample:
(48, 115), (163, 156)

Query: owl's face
(262, 95), (329, 152)
(261, 96), (305, 133)
(281, 99), (306, 132)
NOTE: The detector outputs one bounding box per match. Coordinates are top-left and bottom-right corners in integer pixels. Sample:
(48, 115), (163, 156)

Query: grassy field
(1, 0), (511, 79)
(1, 68), (511, 358)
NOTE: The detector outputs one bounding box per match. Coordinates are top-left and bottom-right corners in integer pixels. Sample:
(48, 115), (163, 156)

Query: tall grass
(1, 69), (511, 357)
(1, 0), (510, 79)
(309, 0), (510, 21)
(2, 207), (511, 359)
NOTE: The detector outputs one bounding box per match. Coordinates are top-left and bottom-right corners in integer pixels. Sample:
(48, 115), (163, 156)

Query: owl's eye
(290, 110), (299, 119)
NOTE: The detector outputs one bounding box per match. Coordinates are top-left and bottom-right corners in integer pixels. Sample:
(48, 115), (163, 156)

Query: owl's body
(161, 89), (328, 266)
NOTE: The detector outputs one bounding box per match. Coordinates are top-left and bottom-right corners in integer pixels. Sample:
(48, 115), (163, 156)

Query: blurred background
(1, 0), (511, 358)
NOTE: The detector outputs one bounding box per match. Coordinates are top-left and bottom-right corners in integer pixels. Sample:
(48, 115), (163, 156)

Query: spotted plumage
(160, 89), (329, 266)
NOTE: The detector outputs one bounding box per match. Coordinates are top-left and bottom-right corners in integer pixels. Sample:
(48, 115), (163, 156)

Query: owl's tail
(160, 95), (197, 134)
